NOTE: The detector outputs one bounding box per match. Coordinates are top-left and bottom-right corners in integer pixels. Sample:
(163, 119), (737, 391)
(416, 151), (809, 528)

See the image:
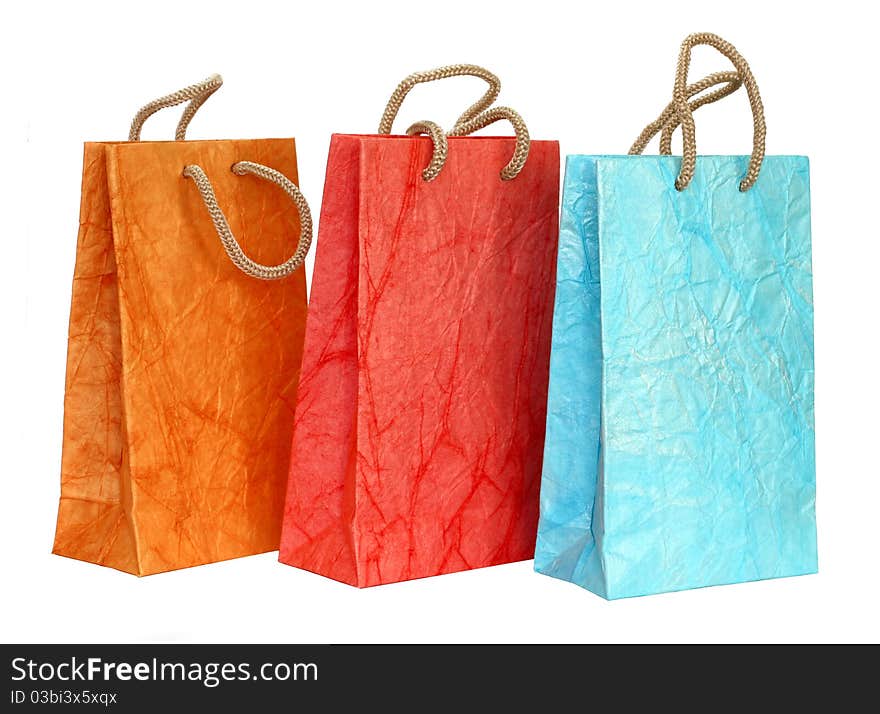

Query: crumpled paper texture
(535, 155), (817, 599)
(53, 138), (307, 575)
(280, 135), (560, 586)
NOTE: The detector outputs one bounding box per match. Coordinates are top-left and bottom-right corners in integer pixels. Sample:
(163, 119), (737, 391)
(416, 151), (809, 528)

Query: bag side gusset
(53, 143), (141, 575)
(534, 155), (608, 597)
(279, 135), (362, 586)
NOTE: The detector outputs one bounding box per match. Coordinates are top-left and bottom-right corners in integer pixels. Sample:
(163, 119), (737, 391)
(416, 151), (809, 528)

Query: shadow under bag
(53, 76), (313, 575)
(535, 34), (817, 598)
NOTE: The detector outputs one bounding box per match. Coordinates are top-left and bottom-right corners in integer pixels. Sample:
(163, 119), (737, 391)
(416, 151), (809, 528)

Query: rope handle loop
(672, 33), (766, 191)
(129, 74), (223, 142)
(379, 64), (531, 181)
(183, 161), (312, 280)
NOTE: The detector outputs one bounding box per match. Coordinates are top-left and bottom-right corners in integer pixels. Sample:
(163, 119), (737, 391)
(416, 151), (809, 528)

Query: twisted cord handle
(129, 74), (223, 142)
(379, 64), (531, 181)
(183, 161), (313, 280)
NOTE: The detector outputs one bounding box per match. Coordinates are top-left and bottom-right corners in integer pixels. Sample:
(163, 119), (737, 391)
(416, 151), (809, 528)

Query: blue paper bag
(535, 34), (817, 599)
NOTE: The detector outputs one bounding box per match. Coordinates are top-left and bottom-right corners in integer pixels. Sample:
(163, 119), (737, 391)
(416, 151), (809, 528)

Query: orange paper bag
(53, 76), (313, 575)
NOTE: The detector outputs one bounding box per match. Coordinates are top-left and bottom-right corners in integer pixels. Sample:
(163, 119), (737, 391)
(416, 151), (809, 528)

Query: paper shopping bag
(280, 65), (560, 586)
(535, 34), (817, 598)
(53, 76), (313, 575)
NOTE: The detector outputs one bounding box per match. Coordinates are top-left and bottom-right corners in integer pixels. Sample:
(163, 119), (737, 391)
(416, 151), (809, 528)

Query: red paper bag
(280, 65), (560, 586)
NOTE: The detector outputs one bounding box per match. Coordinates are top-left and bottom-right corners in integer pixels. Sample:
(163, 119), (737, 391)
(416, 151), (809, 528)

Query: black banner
(1, 644), (863, 710)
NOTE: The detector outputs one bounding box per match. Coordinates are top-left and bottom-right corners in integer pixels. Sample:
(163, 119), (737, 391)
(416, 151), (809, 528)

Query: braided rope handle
(404, 121), (449, 182)
(629, 71), (743, 155)
(449, 106), (530, 181)
(660, 71), (742, 153)
(129, 74), (223, 142)
(183, 161), (313, 280)
(379, 64), (530, 181)
(673, 33), (766, 191)
(378, 64), (501, 135)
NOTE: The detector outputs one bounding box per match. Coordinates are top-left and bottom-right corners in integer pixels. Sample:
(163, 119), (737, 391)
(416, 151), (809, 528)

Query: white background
(1, 0), (877, 644)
